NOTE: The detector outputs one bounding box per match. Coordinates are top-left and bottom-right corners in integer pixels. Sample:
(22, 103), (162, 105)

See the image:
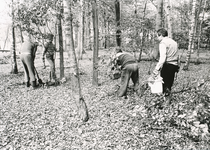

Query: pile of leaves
(0, 53), (210, 149)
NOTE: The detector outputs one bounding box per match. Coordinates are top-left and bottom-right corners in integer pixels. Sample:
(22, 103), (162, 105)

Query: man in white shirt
(153, 28), (179, 97)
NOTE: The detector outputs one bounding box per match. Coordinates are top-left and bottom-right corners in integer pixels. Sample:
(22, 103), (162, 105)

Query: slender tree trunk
(183, 0), (197, 70)
(165, 0), (172, 38)
(91, 0), (99, 86)
(18, 25), (24, 43)
(115, 0), (121, 47)
(63, 0), (89, 122)
(104, 10), (107, 49)
(74, 25), (79, 52)
(191, 0), (201, 53)
(102, 10), (106, 49)
(82, 2), (85, 54)
(63, 0), (71, 61)
(17, 1), (23, 43)
(77, 0), (84, 60)
(11, 0), (18, 74)
(138, 0), (148, 62)
(150, 0), (164, 61)
(86, 0), (91, 50)
(156, 0), (164, 30)
(196, 0), (206, 64)
(107, 21), (110, 49)
(58, 0), (64, 79)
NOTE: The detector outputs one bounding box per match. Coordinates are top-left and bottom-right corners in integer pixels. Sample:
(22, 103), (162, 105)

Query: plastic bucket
(148, 77), (163, 94)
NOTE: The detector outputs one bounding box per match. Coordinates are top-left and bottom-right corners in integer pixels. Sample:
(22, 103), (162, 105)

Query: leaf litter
(0, 54), (210, 149)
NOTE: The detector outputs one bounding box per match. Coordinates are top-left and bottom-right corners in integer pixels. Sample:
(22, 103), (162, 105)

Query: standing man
(111, 47), (139, 98)
(20, 35), (39, 89)
(42, 34), (58, 84)
(152, 28), (179, 98)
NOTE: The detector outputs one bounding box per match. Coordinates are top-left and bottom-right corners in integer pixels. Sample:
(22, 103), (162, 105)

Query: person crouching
(111, 47), (139, 98)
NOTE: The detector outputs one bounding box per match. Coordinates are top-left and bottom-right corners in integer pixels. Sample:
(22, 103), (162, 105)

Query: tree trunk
(18, 25), (24, 43)
(58, 0), (64, 79)
(77, 0), (84, 60)
(196, 0), (206, 64)
(91, 0), (99, 86)
(165, 0), (172, 38)
(138, 0), (148, 62)
(63, 0), (89, 122)
(107, 21), (110, 49)
(86, 0), (91, 50)
(103, 10), (107, 49)
(10, 0), (18, 74)
(63, 0), (71, 61)
(183, 0), (197, 70)
(150, 0), (164, 62)
(115, 0), (121, 47)
(156, 0), (164, 30)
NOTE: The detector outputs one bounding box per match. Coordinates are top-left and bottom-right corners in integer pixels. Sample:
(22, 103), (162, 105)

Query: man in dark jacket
(111, 47), (139, 97)
(42, 34), (58, 84)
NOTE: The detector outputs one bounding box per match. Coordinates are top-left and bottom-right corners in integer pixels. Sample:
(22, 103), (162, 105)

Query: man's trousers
(118, 63), (139, 97)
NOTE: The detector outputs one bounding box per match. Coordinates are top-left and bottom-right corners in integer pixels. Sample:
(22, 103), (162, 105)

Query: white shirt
(155, 43), (166, 71)
(155, 37), (178, 71)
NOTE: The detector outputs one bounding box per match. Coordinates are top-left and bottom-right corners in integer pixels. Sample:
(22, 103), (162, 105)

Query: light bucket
(148, 76), (163, 94)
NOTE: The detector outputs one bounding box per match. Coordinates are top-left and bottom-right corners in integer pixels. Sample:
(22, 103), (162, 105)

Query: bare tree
(183, 0), (197, 70)
(63, 0), (89, 122)
(196, 0), (206, 64)
(165, 0), (172, 38)
(115, 0), (121, 47)
(58, 0), (64, 78)
(156, 0), (164, 30)
(77, 0), (84, 60)
(10, 0), (18, 74)
(92, 0), (99, 86)
(150, 0), (164, 62)
(138, 0), (148, 62)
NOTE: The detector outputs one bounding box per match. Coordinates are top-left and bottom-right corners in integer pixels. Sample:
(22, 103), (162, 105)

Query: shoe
(164, 88), (171, 97)
(164, 95), (172, 106)
(26, 81), (30, 87)
(31, 80), (39, 89)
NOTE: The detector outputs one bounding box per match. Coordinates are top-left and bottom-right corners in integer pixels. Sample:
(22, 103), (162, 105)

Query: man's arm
(153, 43), (166, 76)
(32, 43), (38, 62)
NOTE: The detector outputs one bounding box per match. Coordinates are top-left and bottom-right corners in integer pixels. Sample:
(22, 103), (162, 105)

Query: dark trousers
(160, 63), (179, 94)
(46, 55), (56, 80)
(118, 63), (139, 97)
(20, 54), (36, 82)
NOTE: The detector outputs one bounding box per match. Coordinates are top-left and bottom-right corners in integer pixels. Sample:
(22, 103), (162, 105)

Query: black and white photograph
(0, 0), (210, 149)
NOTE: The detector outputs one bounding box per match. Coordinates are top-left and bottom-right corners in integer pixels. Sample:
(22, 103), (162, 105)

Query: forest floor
(0, 48), (210, 150)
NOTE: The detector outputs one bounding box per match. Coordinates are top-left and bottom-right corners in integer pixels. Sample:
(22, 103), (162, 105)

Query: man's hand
(152, 69), (159, 79)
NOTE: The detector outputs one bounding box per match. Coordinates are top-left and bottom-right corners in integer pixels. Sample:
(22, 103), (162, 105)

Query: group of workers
(110, 28), (179, 103)
(20, 33), (58, 89)
(20, 28), (179, 105)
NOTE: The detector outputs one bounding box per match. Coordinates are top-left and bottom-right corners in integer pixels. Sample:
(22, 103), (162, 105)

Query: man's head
(157, 28), (168, 41)
(115, 46), (122, 53)
(47, 34), (54, 42)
